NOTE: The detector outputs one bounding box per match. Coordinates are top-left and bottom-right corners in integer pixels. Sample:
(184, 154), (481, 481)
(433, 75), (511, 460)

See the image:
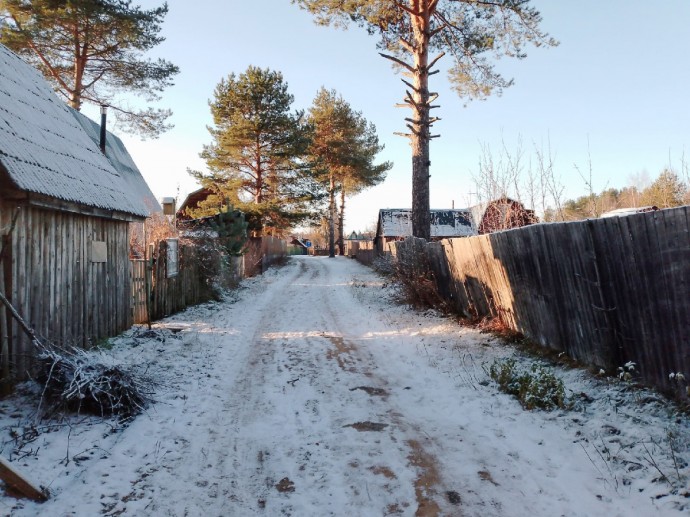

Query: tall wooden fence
(131, 240), (216, 324)
(349, 240), (376, 265)
(131, 260), (148, 324)
(243, 237), (286, 277)
(132, 237), (282, 324)
(393, 206), (690, 398)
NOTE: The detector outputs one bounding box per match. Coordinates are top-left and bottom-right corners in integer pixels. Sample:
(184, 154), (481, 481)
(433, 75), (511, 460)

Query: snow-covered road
(2, 256), (688, 516)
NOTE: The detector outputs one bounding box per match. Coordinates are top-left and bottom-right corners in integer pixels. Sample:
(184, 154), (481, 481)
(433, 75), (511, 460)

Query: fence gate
(131, 259), (148, 324)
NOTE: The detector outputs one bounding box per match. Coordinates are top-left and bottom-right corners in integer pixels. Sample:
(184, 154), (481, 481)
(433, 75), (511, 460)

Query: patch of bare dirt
(275, 477), (295, 493)
(350, 386), (388, 397)
(446, 491), (462, 505)
(343, 421), (389, 432)
(370, 466), (397, 479)
(406, 439), (443, 517)
(324, 334), (358, 372)
(478, 470), (499, 486)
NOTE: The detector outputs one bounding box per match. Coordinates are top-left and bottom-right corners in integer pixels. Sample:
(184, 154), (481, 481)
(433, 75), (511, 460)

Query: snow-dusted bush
(489, 358), (567, 410)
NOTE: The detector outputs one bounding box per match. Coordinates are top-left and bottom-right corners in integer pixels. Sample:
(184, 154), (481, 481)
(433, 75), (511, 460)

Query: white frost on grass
(0, 257), (687, 516)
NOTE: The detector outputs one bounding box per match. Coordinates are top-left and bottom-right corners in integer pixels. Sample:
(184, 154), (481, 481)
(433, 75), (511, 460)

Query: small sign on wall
(166, 238), (179, 278)
(90, 241), (107, 263)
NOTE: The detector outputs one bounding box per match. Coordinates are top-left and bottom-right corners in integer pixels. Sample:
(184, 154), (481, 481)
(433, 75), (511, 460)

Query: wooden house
(176, 187), (214, 221)
(71, 108), (162, 259)
(0, 44), (153, 381)
(468, 197), (538, 234)
(70, 108), (161, 216)
(374, 208), (476, 253)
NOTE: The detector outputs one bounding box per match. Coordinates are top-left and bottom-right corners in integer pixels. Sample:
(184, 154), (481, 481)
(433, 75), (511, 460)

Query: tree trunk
(410, 2), (432, 240)
(70, 39), (86, 110)
(338, 187), (346, 256)
(254, 143), (263, 205)
(328, 173), (336, 258)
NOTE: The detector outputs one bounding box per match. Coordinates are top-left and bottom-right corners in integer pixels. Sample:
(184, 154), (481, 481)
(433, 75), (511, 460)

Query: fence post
(145, 244), (154, 329)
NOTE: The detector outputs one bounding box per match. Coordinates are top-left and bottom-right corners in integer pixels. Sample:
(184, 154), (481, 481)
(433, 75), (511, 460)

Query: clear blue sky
(87, 0), (690, 233)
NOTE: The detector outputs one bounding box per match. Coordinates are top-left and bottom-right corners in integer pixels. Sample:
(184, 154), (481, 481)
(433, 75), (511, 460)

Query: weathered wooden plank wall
(130, 260), (148, 324)
(393, 206), (690, 398)
(0, 202), (132, 381)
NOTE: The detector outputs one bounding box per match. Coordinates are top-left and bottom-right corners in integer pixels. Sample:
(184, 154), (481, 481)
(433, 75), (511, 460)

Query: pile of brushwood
(34, 341), (153, 421)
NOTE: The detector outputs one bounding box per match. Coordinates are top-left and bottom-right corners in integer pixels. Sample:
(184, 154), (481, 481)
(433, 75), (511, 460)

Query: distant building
(176, 187), (214, 221)
(288, 237), (310, 256)
(469, 197), (538, 234)
(374, 208), (476, 252)
(600, 206), (658, 218)
(346, 231), (368, 241)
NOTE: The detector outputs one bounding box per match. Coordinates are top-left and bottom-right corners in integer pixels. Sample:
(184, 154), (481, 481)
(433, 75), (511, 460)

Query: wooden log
(0, 454), (48, 502)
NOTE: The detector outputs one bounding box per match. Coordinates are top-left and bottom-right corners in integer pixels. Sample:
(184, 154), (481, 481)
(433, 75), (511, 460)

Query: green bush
(489, 358), (567, 410)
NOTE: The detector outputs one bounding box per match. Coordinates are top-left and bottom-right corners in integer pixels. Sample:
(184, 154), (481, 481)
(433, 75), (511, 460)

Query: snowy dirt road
(2, 256), (688, 516)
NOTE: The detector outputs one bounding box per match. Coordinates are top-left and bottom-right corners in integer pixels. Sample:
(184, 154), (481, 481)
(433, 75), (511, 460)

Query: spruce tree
(209, 203), (248, 256)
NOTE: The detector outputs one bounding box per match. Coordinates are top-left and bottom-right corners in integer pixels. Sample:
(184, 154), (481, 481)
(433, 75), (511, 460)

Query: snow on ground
(0, 256), (688, 516)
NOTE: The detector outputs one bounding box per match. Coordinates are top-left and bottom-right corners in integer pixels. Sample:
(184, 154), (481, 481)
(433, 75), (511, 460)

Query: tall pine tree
(295, 0), (555, 239)
(0, 0), (179, 137)
(307, 88), (390, 256)
(190, 66), (319, 236)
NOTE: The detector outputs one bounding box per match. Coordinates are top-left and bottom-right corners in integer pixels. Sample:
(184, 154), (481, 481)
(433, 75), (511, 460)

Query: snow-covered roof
(0, 43), (149, 218)
(600, 206), (658, 218)
(70, 109), (161, 216)
(377, 209), (476, 238)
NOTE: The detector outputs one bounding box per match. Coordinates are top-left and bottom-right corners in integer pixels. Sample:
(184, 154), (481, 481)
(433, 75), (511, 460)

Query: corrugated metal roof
(378, 209), (476, 238)
(70, 108), (161, 215)
(0, 43), (149, 217)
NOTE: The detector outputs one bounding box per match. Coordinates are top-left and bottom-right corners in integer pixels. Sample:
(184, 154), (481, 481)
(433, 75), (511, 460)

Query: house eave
(1, 186), (144, 222)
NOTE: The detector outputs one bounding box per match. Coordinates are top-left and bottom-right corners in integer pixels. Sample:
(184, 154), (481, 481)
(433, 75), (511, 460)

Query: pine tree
(307, 88), (390, 257)
(295, 0), (556, 239)
(190, 66), (320, 236)
(0, 0), (179, 137)
(641, 169), (687, 209)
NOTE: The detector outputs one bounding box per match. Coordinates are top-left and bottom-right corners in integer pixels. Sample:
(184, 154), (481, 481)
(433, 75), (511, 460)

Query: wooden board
(0, 454), (48, 502)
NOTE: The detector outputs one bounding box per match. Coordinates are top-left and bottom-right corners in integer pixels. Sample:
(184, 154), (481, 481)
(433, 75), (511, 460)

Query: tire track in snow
(214, 257), (458, 516)
(93, 256), (459, 516)
(122, 258), (313, 516)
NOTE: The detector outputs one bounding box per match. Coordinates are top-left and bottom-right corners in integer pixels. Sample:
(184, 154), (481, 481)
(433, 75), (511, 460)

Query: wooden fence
(130, 240), (217, 324)
(348, 240), (376, 265)
(130, 260), (148, 324)
(243, 237), (286, 277)
(392, 206), (690, 399)
(131, 237), (279, 324)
